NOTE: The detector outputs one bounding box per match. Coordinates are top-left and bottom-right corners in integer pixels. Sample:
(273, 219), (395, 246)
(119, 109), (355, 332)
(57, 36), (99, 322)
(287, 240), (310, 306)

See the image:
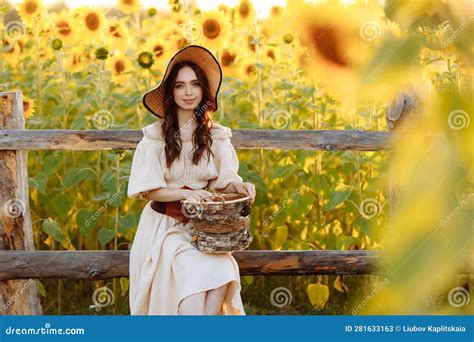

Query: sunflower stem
(34, 16), (43, 118)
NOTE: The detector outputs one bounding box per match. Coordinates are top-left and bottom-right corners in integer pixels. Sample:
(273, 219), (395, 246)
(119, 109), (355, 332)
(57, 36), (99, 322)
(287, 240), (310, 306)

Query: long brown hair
(161, 61), (216, 169)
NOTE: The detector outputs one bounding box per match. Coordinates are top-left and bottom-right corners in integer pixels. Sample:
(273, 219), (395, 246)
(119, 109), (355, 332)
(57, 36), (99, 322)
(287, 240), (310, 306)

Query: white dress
(127, 118), (245, 315)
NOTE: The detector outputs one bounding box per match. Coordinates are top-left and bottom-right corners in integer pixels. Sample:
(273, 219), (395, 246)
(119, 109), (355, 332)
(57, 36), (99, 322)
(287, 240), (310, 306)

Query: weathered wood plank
(0, 92), (42, 315)
(0, 129), (391, 151)
(0, 250), (380, 280)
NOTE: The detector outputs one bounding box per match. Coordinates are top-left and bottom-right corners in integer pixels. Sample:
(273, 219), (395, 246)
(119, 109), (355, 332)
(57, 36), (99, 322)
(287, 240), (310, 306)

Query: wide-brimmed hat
(142, 45), (223, 118)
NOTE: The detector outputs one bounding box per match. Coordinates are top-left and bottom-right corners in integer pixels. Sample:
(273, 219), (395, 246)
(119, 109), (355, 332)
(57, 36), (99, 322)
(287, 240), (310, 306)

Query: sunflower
(219, 47), (241, 78)
(66, 46), (93, 73)
(233, 0), (256, 27)
(49, 9), (78, 46)
(107, 20), (130, 51)
(17, 0), (44, 26)
(287, 1), (389, 101)
(22, 97), (35, 119)
(198, 10), (231, 50)
(269, 6), (284, 20)
(2, 38), (22, 67)
(106, 50), (133, 85)
(117, 0), (141, 14)
(145, 39), (172, 71)
(239, 58), (258, 82)
(263, 47), (277, 64)
(72, 7), (108, 43)
(217, 4), (233, 16)
(170, 11), (187, 27)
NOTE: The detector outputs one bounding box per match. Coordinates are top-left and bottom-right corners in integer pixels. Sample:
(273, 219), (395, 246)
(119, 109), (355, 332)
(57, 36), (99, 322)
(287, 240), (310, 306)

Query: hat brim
(143, 45), (223, 118)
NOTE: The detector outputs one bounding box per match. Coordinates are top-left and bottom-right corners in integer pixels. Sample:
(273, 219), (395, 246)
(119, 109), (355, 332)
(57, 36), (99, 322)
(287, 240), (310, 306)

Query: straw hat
(142, 45), (223, 118)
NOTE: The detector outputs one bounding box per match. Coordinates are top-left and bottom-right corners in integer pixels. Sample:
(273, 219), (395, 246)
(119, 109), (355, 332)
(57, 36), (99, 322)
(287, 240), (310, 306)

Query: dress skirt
(129, 202), (246, 315)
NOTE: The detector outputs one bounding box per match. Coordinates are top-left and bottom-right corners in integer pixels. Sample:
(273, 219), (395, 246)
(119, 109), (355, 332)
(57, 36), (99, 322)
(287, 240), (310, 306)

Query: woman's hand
(231, 182), (256, 204)
(181, 189), (214, 202)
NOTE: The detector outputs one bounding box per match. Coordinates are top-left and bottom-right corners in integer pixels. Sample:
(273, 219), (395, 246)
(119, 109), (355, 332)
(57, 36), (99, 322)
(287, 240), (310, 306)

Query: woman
(127, 45), (256, 315)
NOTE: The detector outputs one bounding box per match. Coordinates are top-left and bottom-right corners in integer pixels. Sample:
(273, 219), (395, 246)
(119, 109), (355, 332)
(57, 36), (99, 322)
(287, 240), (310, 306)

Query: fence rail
(0, 250), (380, 280)
(0, 129), (391, 151)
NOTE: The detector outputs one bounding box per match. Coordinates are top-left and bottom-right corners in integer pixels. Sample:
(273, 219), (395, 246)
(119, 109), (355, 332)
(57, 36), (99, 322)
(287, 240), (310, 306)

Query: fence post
(0, 91), (42, 315)
(386, 88), (420, 218)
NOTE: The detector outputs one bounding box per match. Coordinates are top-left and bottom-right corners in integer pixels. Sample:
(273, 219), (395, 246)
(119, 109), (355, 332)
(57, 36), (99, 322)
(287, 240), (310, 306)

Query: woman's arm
(215, 181), (256, 203)
(214, 181), (238, 194)
(141, 188), (214, 202)
(140, 188), (189, 202)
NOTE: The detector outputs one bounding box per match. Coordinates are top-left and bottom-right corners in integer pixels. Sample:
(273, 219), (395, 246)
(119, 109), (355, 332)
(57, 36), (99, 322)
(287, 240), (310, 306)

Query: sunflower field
(0, 0), (472, 315)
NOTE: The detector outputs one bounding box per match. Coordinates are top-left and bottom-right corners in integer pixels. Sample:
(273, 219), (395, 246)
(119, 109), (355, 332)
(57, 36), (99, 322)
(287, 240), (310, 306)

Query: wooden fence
(0, 90), (402, 315)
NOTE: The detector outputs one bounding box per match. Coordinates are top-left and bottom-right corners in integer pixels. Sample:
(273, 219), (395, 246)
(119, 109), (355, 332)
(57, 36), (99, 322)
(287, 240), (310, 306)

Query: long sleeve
(207, 126), (243, 191)
(127, 129), (167, 199)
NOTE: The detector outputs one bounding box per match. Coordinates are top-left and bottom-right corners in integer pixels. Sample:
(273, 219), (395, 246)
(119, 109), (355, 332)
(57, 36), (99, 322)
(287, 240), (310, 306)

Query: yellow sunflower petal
(198, 9), (231, 51)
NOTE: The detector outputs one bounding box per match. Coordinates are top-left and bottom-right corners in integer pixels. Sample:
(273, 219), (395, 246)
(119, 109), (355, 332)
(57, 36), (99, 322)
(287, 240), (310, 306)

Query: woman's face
(173, 66), (203, 111)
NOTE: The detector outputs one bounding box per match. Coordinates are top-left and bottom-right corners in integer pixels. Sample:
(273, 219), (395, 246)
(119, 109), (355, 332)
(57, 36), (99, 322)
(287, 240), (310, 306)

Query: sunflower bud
(95, 47), (109, 60)
(138, 51), (154, 69)
(283, 34), (294, 44)
(51, 38), (63, 50)
(147, 8), (157, 17)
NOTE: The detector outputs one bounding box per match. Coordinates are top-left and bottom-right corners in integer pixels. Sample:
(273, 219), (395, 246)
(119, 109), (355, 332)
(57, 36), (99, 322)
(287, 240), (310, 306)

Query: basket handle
(201, 194), (226, 203)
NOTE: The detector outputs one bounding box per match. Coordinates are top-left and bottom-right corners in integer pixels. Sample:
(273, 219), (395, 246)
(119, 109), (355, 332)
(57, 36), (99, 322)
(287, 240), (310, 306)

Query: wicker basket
(182, 193), (252, 253)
